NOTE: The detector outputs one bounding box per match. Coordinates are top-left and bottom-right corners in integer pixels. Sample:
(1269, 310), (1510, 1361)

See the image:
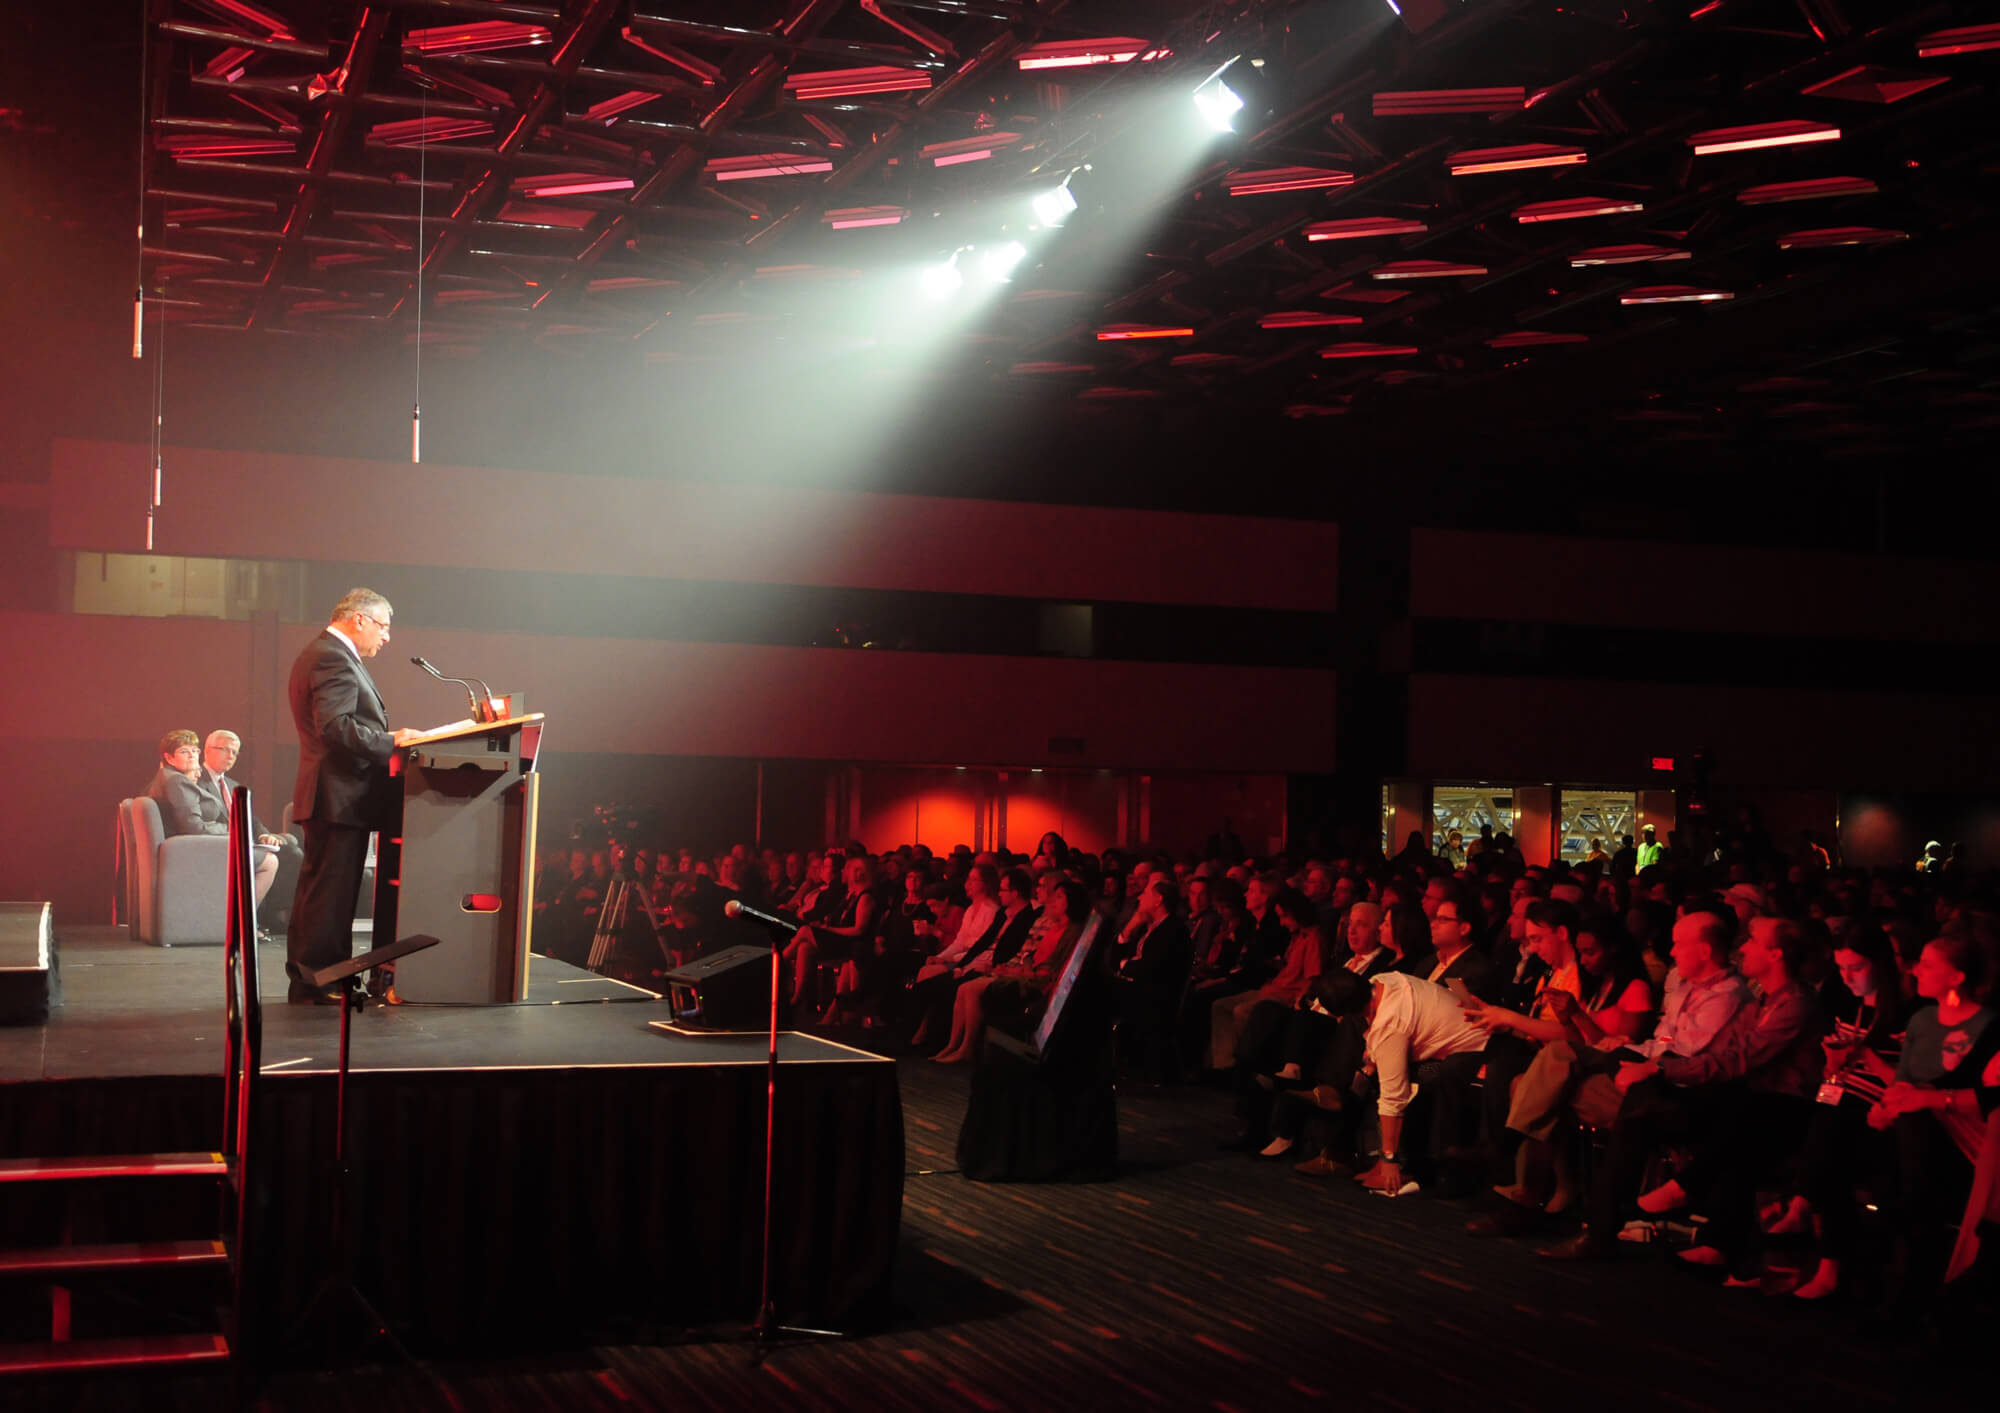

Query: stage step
(0, 1240), (228, 1278)
(0, 1333), (230, 1375)
(0, 1152), (227, 1184)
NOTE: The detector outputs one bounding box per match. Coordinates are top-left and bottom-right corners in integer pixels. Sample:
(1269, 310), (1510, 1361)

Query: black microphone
(723, 898), (793, 931)
(410, 656), (490, 721)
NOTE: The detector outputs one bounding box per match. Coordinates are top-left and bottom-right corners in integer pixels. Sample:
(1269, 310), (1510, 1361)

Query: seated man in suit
(199, 729), (294, 925)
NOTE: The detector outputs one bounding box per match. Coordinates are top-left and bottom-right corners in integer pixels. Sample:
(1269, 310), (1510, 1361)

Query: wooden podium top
(401, 713), (545, 747)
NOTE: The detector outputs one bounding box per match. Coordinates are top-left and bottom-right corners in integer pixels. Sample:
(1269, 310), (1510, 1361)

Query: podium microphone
(411, 655), (496, 722)
(723, 898), (794, 931)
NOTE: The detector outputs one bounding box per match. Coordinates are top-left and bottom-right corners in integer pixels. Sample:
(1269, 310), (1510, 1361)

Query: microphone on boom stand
(410, 655), (497, 723)
(722, 899), (794, 931)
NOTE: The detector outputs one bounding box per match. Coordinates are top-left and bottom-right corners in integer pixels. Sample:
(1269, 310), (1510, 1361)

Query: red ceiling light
(784, 66), (933, 100)
(1305, 217), (1428, 241)
(1777, 226), (1909, 250)
(706, 153), (835, 181)
(584, 91), (662, 123)
(1016, 38), (1164, 70)
(190, 0), (293, 36)
(1688, 119), (1840, 155)
(493, 202), (596, 229)
(1095, 324), (1194, 341)
(1738, 175), (1878, 204)
(405, 20), (552, 54)
(823, 205), (907, 229)
(1570, 243), (1690, 266)
(371, 116), (493, 145)
(1801, 65), (1950, 104)
(513, 173), (636, 198)
(1513, 196), (1645, 223)
(1258, 311), (1364, 329)
(1010, 361), (1094, 374)
(1448, 143), (1586, 175)
(921, 133), (1020, 167)
(1486, 331), (1590, 347)
(159, 134), (295, 157)
(201, 46), (256, 81)
(1373, 87), (1524, 116)
(1619, 285), (1733, 304)
(1371, 259), (1487, 279)
(1319, 342), (1419, 358)
(1224, 166), (1353, 195)
(1916, 23), (2000, 57)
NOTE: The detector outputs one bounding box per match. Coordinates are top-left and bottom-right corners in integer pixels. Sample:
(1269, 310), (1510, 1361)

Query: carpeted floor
(13, 1060), (1986, 1412)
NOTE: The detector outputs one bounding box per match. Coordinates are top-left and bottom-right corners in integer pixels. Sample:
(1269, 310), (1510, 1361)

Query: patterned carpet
(14, 1060), (1985, 1412)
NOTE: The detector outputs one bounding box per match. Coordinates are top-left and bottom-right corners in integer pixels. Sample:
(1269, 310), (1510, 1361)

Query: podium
(374, 714), (544, 1004)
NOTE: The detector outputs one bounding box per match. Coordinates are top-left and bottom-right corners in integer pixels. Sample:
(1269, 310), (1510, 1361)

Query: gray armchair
(117, 796), (229, 946)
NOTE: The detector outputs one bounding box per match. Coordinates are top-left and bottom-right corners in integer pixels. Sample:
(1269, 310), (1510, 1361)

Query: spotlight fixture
(1033, 183), (1078, 227)
(1192, 59), (1246, 133)
(980, 241), (1028, 282)
(921, 254), (964, 302)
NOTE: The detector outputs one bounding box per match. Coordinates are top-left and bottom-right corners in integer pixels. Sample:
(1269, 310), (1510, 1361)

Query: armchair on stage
(374, 714), (546, 1004)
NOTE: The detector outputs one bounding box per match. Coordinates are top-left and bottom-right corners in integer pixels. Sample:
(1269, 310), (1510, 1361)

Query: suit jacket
(288, 629), (397, 829)
(146, 764), (226, 838)
(1119, 914), (1192, 994)
(199, 770), (292, 843)
(1421, 946), (1501, 1004)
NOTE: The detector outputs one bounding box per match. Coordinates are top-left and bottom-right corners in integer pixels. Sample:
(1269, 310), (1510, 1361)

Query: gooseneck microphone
(722, 899), (794, 931)
(410, 656), (495, 721)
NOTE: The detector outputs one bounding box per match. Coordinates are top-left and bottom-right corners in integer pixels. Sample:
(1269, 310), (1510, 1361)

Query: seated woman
(1761, 924), (1909, 1299)
(907, 865), (1011, 1051)
(1864, 934), (1999, 1311)
(781, 856), (880, 1019)
(1466, 907), (1653, 1228)
(932, 878), (1087, 1065)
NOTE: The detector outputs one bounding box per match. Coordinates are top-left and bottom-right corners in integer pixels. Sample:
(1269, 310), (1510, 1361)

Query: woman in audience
(933, 877), (1085, 1064)
(1767, 924), (1910, 1297)
(1867, 934), (1999, 1309)
(782, 855), (880, 1019)
(906, 865), (1002, 1051)
(1035, 831), (1071, 874)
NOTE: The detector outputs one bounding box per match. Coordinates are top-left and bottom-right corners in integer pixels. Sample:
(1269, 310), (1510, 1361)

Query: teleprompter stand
(282, 933), (440, 1368)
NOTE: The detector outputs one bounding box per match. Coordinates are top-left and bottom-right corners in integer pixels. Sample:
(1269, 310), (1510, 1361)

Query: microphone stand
(410, 657), (495, 723)
(725, 902), (843, 1352)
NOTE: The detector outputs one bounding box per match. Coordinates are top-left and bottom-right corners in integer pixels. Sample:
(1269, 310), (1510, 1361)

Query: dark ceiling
(117, 0), (2000, 460)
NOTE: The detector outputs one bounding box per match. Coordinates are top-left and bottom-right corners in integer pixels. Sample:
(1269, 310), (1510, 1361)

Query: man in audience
(1353, 971), (1491, 1197)
(1117, 875), (1193, 1082)
(1543, 908), (1752, 1259)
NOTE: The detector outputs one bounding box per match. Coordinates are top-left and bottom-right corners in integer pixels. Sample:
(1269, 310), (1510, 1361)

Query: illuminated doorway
(1558, 789), (1637, 863)
(1432, 785), (1514, 855)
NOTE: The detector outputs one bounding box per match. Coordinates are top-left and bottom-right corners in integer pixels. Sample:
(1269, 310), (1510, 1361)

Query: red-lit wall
(51, 440), (1340, 613)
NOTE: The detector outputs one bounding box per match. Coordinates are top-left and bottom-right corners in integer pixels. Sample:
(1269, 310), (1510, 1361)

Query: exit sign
(1651, 756), (1676, 773)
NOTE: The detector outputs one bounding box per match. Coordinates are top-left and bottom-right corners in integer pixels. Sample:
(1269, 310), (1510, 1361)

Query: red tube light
(1689, 120), (1839, 155)
(1371, 259), (1487, 279)
(1224, 166), (1353, 195)
(159, 135), (296, 157)
(1485, 330), (1589, 347)
(1448, 143), (1586, 175)
(1016, 38), (1161, 70)
(824, 205), (907, 229)
(1304, 217), (1428, 241)
(1619, 285), (1733, 305)
(1319, 342), (1419, 358)
(1916, 23), (2000, 57)
(1737, 175), (1878, 205)
(371, 116), (493, 146)
(585, 91), (661, 123)
(1095, 324), (1193, 341)
(1776, 226), (1908, 250)
(404, 20), (552, 54)
(514, 173), (636, 198)
(785, 66), (932, 100)
(706, 153), (835, 181)
(1258, 311), (1363, 329)
(192, 0), (293, 37)
(1513, 196), (1644, 223)
(1373, 87), (1523, 116)
(1570, 244), (1689, 267)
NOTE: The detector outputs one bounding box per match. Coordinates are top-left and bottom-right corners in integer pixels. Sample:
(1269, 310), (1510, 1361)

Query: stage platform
(0, 928), (904, 1355)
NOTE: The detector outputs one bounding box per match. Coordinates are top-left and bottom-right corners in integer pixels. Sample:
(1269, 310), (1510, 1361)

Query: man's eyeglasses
(357, 613), (392, 635)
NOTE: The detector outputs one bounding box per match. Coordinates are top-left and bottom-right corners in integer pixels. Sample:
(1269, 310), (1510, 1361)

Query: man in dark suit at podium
(285, 589), (419, 1004)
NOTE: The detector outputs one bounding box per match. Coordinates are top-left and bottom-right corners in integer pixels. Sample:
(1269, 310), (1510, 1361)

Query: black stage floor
(0, 929), (903, 1352)
(0, 929), (880, 1082)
